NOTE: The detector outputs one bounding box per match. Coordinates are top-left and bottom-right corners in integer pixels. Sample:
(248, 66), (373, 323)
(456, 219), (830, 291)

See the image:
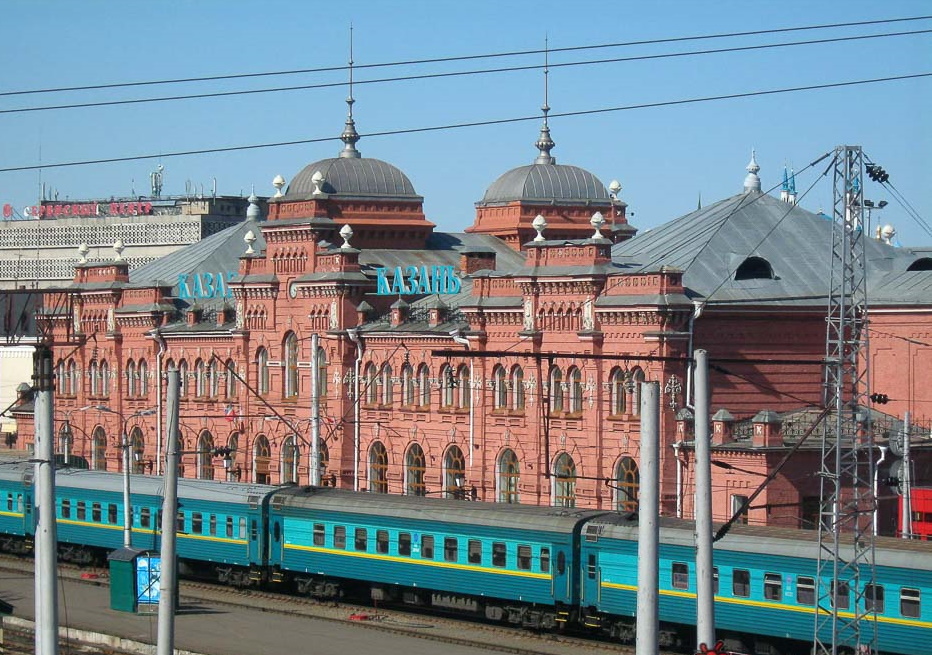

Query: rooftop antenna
(534, 35), (555, 165)
(150, 164), (164, 198)
(339, 24), (361, 159)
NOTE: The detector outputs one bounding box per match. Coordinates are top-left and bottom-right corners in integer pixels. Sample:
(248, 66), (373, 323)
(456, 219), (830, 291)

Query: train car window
(192, 513), (203, 534)
(77, 501), (86, 521)
(157, 510), (163, 529)
(140, 507), (151, 529)
(399, 532), (411, 556)
(225, 517), (233, 538)
(109, 504), (118, 524)
(6, 493), (11, 511)
(377, 530), (390, 554)
(209, 514), (217, 536)
(901, 588), (921, 618)
(92, 502), (102, 523)
(61, 499), (71, 519)
(588, 554), (598, 580)
(273, 521), (280, 542)
(355, 528), (368, 551)
(176, 511), (185, 533)
(239, 517), (247, 539)
(444, 537), (458, 562)
(517, 545), (531, 570)
(17, 494), (23, 513)
(797, 577), (816, 605)
(421, 535), (434, 559)
(468, 540), (482, 564)
(832, 581), (850, 610)
(672, 562), (689, 590)
(540, 548), (550, 572)
(733, 569), (750, 597)
(713, 567), (719, 594)
(557, 551), (566, 575)
(334, 526), (346, 549)
(492, 542), (506, 567)
(313, 524), (325, 546)
(864, 584), (884, 613)
(764, 573), (782, 600)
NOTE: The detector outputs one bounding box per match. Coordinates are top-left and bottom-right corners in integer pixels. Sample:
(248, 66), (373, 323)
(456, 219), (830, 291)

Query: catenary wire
(3, 28), (929, 115)
(1, 72), (929, 174)
(4, 15), (929, 97)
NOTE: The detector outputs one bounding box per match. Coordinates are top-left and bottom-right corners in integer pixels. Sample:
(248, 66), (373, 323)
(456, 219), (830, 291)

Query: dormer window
(907, 257), (932, 272)
(735, 256), (774, 280)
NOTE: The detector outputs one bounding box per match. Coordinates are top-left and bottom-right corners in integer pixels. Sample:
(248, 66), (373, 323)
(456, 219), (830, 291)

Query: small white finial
(744, 149), (761, 193)
(78, 242), (89, 263)
(246, 193), (260, 221)
(880, 224), (896, 245)
(609, 180), (622, 196)
(244, 229), (257, 255)
(339, 224), (354, 249)
(113, 238), (125, 261)
(590, 211), (605, 238)
(532, 214), (547, 241)
(272, 174), (286, 197)
(311, 170), (325, 195)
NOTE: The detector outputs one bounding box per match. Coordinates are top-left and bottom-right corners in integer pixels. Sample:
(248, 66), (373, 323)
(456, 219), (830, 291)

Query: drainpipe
(449, 330), (472, 468)
(672, 440), (687, 518)
(346, 328), (363, 491)
(873, 445), (887, 537)
(685, 301), (705, 408)
(152, 328), (167, 476)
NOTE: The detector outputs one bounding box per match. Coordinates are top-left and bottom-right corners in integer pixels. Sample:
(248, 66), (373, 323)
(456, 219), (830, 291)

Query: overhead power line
(3, 15), (929, 97)
(3, 28), (929, 115)
(2, 71), (927, 174)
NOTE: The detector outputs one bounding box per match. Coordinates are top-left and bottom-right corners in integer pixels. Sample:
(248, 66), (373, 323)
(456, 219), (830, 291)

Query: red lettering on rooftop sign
(30, 201), (154, 219)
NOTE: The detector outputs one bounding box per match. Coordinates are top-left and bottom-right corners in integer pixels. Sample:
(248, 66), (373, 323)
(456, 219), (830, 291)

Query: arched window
(130, 427), (145, 474)
(256, 348), (269, 396)
(444, 445), (466, 499)
(380, 364), (393, 405)
(207, 359), (219, 398)
(498, 449), (520, 504)
(89, 360), (100, 396)
(314, 439), (330, 484)
(493, 365), (507, 409)
(568, 367), (583, 414)
(615, 456), (640, 512)
(553, 453), (576, 508)
(55, 359), (65, 395)
(224, 359), (237, 398)
(907, 257), (932, 271)
(254, 435), (271, 484)
(92, 426), (107, 471)
(67, 359), (77, 395)
(401, 364), (415, 406)
(226, 433), (240, 481)
(549, 367), (564, 413)
(630, 367), (645, 415)
(178, 359), (189, 397)
(439, 364), (454, 408)
(197, 431), (215, 480)
(416, 364), (430, 407)
(405, 443), (426, 496)
(138, 359), (148, 397)
(284, 333), (299, 399)
(58, 424), (73, 464)
(364, 363), (378, 405)
(369, 441), (389, 493)
(511, 366), (525, 411)
(457, 365), (470, 409)
(609, 367), (627, 415)
(316, 346), (328, 403)
(734, 256), (774, 280)
(281, 435), (299, 484)
(126, 359), (137, 397)
(194, 359), (206, 397)
(100, 360), (110, 396)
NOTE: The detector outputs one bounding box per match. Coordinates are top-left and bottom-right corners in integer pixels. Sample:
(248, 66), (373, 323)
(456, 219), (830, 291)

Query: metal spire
(340, 24), (361, 159)
(743, 149), (761, 193)
(534, 36), (555, 165)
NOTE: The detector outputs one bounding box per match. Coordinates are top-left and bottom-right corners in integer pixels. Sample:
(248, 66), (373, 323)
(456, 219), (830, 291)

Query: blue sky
(2, 1), (930, 246)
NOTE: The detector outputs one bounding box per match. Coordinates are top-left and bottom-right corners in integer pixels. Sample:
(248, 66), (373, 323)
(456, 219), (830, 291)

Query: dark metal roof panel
(480, 163), (611, 205)
(286, 157), (420, 198)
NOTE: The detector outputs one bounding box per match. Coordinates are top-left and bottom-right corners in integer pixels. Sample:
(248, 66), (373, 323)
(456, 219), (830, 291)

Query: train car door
(581, 551), (601, 604)
(22, 471), (35, 533)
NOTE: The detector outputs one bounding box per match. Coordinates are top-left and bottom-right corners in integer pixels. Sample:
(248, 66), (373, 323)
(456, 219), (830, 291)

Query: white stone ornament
(311, 171), (325, 195)
(244, 230), (257, 255)
(532, 214), (547, 242)
(590, 212), (605, 239)
(340, 224), (354, 249)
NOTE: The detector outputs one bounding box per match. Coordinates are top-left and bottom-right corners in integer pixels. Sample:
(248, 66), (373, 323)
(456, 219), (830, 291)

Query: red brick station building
(15, 110), (932, 536)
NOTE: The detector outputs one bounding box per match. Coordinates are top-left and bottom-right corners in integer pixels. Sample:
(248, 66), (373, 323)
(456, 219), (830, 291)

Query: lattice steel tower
(815, 145), (877, 654)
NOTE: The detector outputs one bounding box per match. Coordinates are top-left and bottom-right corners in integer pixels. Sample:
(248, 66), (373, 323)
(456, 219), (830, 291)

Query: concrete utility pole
(693, 350), (715, 649)
(310, 333), (321, 486)
(902, 412), (912, 538)
(33, 345), (59, 655)
(636, 381), (660, 655)
(157, 368), (180, 655)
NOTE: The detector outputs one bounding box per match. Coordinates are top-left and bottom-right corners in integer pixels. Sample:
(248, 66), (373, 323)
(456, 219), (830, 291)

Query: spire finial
(340, 24), (361, 159)
(534, 35), (555, 165)
(743, 149), (761, 193)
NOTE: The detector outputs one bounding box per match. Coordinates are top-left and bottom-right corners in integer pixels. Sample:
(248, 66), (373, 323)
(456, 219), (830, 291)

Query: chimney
(751, 410), (782, 448)
(711, 409), (735, 445)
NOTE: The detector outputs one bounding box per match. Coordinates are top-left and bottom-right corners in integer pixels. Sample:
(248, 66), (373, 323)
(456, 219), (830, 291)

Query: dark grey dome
(287, 157), (420, 199)
(479, 163), (610, 205)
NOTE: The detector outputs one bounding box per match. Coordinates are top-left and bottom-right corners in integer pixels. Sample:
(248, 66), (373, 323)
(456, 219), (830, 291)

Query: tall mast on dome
(534, 36), (555, 165)
(340, 24), (361, 159)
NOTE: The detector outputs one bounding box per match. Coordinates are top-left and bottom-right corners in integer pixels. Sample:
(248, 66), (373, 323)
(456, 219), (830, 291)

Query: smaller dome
(479, 163), (610, 206)
(286, 157), (419, 199)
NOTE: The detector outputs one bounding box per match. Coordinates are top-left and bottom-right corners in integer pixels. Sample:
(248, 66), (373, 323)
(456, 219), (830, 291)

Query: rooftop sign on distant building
(375, 265), (461, 295)
(20, 201), (156, 219)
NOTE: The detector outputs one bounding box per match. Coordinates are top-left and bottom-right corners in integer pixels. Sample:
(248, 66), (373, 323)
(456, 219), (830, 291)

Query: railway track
(0, 553), (645, 655)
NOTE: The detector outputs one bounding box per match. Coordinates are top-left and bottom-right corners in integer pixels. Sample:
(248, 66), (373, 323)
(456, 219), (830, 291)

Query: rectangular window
(334, 526), (346, 549)
(444, 537), (458, 562)
(192, 512), (203, 534)
(61, 499), (71, 519)
(832, 581), (850, 610)
(517, 545), (532, 570)
(176, 511), (185, 533)
(421, 535), (434, 559)
(313, 523), (325, 546)
(733, 569), (750, 597)
(5, 493), (11, 511)
(225, 516), (234, 538)
(140, 507), (151, 528)
(108, 504), (118, 524)
(764, 573), (782, 601)
(865, 584), (885, 613)
(209, 514), (217, 536)
(731, 495), (749, 525)
(250, 519), (258, 541)
(377, 530), (390, 554)
(540, 547), (550, 572)
(672, 562), (689, 590)
(468, 539), (481, 564)
(77, 501), (86, 521)
(492, 542), (506, 567)
(239, 517), (246, 539)
(355, 528), (367, 551)
(92, 502), (102, 522)
(398, 532), (411, 556)
(901, 588), (921, 619)
(713, 567), (719, 594)
(588, 554), (598, 580)
(797, 576), (815, 606)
